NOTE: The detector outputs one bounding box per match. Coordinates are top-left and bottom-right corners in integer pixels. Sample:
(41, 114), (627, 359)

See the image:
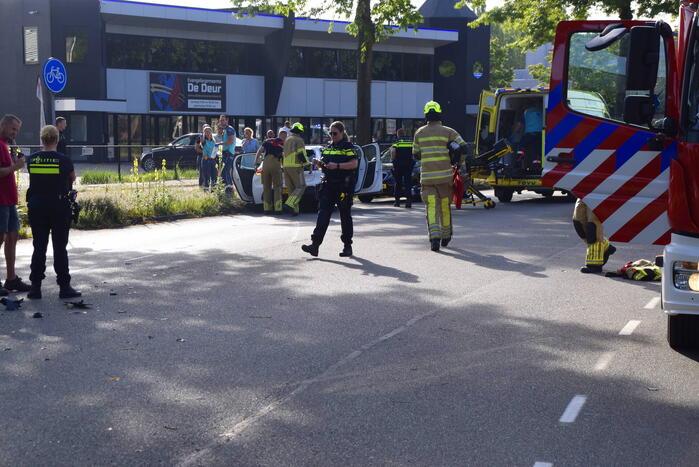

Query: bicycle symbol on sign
(45, 66), (65, 85)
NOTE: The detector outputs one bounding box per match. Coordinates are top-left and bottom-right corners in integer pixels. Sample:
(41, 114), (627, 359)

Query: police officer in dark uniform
(55, 116), (68, 157)
(302, 121), (359, 258)
(26, 125), (81, 299)
(390, 128), (415, 208)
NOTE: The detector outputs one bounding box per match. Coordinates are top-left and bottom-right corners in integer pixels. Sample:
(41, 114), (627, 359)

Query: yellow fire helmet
(290, 122), (304, 134)
(424, 100), (442, 115)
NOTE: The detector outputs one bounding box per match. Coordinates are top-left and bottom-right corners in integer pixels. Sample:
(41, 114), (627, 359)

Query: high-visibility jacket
(392, 138), (414, 170)
(413, 122), (467, 186)
(283, 134), (308, 168)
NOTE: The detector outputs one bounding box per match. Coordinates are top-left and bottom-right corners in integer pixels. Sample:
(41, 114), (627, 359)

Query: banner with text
(149, 73), (226, 113)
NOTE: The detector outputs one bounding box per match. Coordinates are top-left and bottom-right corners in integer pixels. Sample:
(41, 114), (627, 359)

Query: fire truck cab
(544, 7), (699, 348)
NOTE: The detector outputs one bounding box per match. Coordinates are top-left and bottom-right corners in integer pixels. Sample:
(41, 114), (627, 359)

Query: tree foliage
(457, 0), (677, 50)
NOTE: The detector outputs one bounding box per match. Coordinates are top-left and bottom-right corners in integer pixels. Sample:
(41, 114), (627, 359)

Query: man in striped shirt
(413, 101), (468, 252)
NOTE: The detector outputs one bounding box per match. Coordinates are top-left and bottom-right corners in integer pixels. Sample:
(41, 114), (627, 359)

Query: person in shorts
(0, 115), (31, 295)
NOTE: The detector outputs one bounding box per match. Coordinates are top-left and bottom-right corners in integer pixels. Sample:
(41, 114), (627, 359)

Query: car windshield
(380, 149), (392, 163)
(172, 136), (190, 147)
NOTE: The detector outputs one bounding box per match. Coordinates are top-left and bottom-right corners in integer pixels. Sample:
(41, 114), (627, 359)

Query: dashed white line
(594, 351), (615, 371)
(559, 395), (587, 423)
(619, 320), (641, 336)
(533, 462), (553, 467)
(644, 297), (660, 309)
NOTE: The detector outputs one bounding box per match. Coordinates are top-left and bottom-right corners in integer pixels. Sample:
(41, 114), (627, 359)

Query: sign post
(42, 57), (68, 125)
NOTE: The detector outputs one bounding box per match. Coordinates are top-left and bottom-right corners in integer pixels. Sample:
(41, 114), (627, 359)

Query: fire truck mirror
(625, 26), (661, 97)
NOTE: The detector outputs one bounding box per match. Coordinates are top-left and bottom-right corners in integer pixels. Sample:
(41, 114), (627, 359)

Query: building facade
(1, 0), (489, 160)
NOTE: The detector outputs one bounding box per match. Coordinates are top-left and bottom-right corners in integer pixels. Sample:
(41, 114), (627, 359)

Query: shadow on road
(311, 255), (420, 284)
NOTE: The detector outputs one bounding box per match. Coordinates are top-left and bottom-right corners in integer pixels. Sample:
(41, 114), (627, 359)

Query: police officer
(26, 125), (81, 299)
(282, 123), (309, 216)
(390, 128), (414, 208)
(413, 101), (469, 252)
(255, 130), (287, 214)
(302, 121), (358, 258)
(573, 199), (616, 273)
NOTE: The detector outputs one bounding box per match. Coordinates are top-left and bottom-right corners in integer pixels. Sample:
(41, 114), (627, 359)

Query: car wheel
(141, 155), (156, 172)
(494, 187), (514, 203)
(358, 195), (374, 203)
(667, 314), (699, 349)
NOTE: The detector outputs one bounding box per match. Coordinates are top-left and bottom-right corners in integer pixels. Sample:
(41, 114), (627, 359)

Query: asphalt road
(1, 191), (697, 467)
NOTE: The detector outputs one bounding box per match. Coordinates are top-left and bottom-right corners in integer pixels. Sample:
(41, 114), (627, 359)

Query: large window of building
(286, 46), (432, 82)
(106, 34), (265, 75)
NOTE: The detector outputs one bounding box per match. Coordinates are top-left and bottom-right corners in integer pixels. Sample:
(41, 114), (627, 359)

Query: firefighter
(282, 123), (309, 216)
(255, 130), (287, 214)
(573, 199), (616, 273)
(413, 101), (469, 252)
(302, 121), (358, 258)
(390, 128), (414, 208)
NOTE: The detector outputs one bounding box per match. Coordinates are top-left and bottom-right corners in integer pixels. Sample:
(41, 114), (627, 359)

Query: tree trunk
(618, 0), (633, 20)
(355, 0), (374, 145)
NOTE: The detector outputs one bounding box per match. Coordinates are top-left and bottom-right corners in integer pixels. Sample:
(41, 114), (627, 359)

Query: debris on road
(64, 300), (92, 310)
(176, 338), (186, 342)
(32, 312), (43, 319)
(1, 298), (23, 311)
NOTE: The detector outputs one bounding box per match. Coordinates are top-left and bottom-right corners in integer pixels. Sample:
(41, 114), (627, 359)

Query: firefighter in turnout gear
(390, 128), (414, 208)
(25, 125), (81, 299)
(255, 130), (287, 214)
(413, 101), (469, 252)
(283, 123), (309, 216)
(573, 199), (616, 273)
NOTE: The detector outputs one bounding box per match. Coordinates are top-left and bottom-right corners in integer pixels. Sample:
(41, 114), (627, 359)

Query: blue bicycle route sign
(43, 57), (67, 93)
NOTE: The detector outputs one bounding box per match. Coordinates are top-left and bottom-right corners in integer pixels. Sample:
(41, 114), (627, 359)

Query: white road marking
(123, 254), (156, 263)
(533, 462), (553, 467)
(619, 320), (641, 335)
(559, 395), (587, 423)
(177, 308), (441, 466)
(594, 352), (615, 371)
(644, 297), (660, 310)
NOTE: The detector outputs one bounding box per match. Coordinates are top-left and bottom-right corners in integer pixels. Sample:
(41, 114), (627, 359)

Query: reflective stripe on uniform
(585, 238), (609, 266)
(29, 168), (60, 174)
(421, 169), (453, 180)
(420, 156), (450, 163)
(418, 136), (449, 143)
(441, 197), (451, 229)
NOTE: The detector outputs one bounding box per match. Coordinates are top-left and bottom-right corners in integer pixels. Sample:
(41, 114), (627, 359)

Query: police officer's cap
(290, 122), (304, 134)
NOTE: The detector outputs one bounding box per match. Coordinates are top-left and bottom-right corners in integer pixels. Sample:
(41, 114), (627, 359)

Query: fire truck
(543, 4), (699, 348)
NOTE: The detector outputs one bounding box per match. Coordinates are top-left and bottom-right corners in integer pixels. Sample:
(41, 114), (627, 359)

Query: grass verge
(75, 184), (245, 229)
(81, 168), (200, 184)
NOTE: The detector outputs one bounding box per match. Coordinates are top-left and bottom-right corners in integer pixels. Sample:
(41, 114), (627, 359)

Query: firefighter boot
(339, 244), (353, 257)
(27, 282), (42, 300)
(430, 239), (440, 252)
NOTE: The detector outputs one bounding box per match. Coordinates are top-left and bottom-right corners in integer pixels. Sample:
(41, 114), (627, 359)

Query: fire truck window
(685, 34), (699, 141)
(566, 32), (666, 128)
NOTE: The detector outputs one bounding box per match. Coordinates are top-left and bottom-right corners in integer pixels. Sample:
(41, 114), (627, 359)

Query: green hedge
(80, 169), (200, 185)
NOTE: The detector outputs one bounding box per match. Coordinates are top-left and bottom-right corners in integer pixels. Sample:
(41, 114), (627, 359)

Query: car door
(168, 135), (191, 168)
(542, 20), (677, 245)
(356, 143), (383, 194)
(231, 153), (257, 202)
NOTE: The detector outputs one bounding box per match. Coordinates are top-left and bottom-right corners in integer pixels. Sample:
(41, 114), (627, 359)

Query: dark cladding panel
(264, 15), (295, 115)
(50, 0), (105, 100)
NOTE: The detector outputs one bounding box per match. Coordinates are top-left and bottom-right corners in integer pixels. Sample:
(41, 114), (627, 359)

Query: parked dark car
(358, 147), (421, 203)
(140, 133), (242, 172)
